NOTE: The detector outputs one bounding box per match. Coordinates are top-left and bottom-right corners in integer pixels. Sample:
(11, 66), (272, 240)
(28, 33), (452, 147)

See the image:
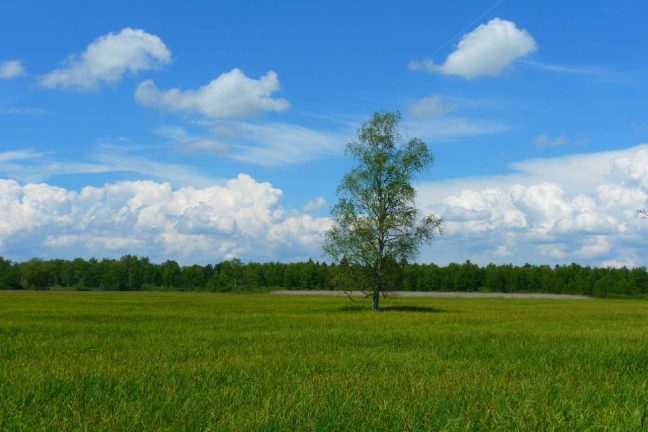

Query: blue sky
(1, 0), (648, 266)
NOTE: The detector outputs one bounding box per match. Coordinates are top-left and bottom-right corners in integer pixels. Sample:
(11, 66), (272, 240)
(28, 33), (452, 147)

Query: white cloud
(0, 146), (219, 187)
(222, 121), (345, 165)
(158, 121), (347, 166)
(304, 197), (326, 212)
(93, 152), (220, 187)
(154, 94), (502, 167)
(408, 96), (453, 118)
(521, 60), (603, 76)
(404, 95), (509, 141)
(575, 236), (611, 259)
(609, 148), (648, 189)
(157, 97), (504, 167)
(405, 116), (509, 140)
(0, 150), (44, 163)
(533, 134), (567, 148)
(180, 139), (230, 155)
(418, 144), (648, 267)
(601, 258), (638, 269)
(39, 28), (171, 91)
(520, 60), (626, 83)
(155, 125), (230, 155)
(410, 18), (536, 79)
(135, 68), (290, 118)
(0, 60), (26, 79)
(4, 144), (648, 267)
(43, 234), (143, 251)
(0, 174), (331, 263)
(0, 106), (48, 116)
(0, 159), (111, 184)
(267, 214), (331, 248)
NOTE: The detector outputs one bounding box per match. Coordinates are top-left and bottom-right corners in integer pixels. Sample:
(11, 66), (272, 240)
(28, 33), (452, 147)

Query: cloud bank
(411, 18), (536, 79)
(419, 145), (648, 267)
(3, 143), (647, 268)
(0, 174), (330, 263)
(39, 28), (171, 90)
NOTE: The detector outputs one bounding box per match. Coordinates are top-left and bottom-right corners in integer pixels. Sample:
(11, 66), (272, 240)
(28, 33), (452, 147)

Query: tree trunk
(372, 285), (380, 311)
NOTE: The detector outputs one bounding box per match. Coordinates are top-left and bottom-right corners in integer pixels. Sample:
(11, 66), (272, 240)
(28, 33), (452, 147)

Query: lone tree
(324, 111), (443, 310)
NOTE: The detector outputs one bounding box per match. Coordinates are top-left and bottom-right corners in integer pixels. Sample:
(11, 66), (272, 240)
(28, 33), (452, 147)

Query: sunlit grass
(1, 291), (647, 430)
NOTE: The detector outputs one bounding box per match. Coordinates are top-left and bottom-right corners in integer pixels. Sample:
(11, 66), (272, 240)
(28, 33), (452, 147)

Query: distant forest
(1, 255), (647, 298)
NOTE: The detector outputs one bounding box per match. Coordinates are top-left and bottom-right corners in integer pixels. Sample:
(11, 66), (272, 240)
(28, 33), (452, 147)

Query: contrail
(429, 0), (505, 57)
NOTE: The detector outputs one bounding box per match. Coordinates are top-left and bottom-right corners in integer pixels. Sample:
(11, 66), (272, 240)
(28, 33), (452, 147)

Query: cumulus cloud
(304, 197), (326, 212)
(575, 236), (611, 259)
(410, 18), (536, 79)
(418, 145), (648, 267)
(39, 28), (171, 91)
(0, 60), (26, 79)
(135, 68), (290, 118)
(0, 174), (330, 263)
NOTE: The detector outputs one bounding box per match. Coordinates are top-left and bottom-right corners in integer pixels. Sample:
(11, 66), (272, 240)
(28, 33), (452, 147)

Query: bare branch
(343, 289), (372, 303)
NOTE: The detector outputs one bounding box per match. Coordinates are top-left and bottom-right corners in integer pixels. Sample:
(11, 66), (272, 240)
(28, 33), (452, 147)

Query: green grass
(1, 292), (647, 431)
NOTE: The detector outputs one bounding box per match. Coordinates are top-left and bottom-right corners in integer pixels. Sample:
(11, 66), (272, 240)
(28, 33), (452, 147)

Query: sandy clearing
(270, 290), (591, 300)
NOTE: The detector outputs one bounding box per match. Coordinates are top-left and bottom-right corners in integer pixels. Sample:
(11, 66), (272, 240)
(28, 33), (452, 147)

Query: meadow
(1, 291), (647, 431)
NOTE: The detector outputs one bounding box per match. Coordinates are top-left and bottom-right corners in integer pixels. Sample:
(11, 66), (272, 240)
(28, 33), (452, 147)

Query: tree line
(1, 255), (647, 298)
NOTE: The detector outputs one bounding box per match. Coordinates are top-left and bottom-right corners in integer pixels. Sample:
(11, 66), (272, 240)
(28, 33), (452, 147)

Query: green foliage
(1, 255), (648, 298)
(324, 111), (442, 309)
(207, 259), (259, 292)
(0, 257), (21, 289)
(1, 292), (647, 430)
(158, 259), (181, 288)
(19, 258), (52, 290)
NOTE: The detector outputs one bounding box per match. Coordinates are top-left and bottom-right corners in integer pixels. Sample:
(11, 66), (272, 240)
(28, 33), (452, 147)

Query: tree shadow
(339, 305), (370, 313)
(382, 305), (446, 313)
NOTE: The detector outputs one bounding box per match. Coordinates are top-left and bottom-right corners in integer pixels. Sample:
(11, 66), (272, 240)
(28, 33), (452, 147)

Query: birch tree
(324, 111), (443, 310)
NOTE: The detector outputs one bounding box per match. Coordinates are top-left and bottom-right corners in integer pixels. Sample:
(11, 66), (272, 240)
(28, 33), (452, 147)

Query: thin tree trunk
(372, 285), (380, 311)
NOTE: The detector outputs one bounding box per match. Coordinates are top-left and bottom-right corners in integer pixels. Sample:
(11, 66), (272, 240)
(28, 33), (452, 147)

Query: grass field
(1, 292), (647, 431)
